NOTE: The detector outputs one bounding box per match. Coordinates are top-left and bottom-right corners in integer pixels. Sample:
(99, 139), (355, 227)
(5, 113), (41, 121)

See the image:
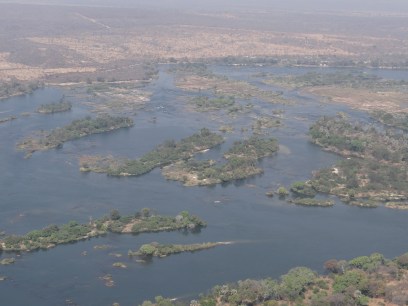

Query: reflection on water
(0, 65), (407, 305)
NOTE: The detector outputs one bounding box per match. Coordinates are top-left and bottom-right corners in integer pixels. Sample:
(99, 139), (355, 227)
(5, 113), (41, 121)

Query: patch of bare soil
(305, 86), (408, 113)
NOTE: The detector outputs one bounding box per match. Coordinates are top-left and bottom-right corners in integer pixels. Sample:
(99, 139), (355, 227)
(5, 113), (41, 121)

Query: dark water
(0, 65), (407, 306)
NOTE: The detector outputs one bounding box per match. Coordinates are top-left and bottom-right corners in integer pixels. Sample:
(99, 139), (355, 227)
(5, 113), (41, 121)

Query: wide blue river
(0, 65), (407, 305)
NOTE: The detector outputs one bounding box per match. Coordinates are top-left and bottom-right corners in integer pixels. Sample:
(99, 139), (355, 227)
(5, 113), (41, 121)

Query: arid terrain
(1, 2), (408, 85)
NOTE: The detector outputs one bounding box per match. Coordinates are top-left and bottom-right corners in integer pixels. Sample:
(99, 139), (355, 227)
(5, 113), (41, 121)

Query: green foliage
(279, 267), (316, 300)
(131, 211), (206, 234)
(0, 209), (206, 252)
(19, 115), (134, 153)
(130, 242), (221, 258)
(348, 253), (385, 271)
(140, 251), (408, 306)
(395, 253), (408, 267)
(333, 270), (369, 294)
(288, 198), (334, 207)
(107, 128), (224, 176)
(308, 115), (408, 202)
(277, 187), (289, 197)
(110, 209), (121, 221)
(37, 101), (72, 114)
(192, 95), (235, 111)
(0, 79), (42, 99)
(138, 244), (157, 256)
(371, 110), (408, 131)
(290, 181), (317, 197)
(164, 136), (279, 185)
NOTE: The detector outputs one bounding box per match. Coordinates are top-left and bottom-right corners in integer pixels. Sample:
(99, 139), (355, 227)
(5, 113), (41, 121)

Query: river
(0, 65), (407, 306)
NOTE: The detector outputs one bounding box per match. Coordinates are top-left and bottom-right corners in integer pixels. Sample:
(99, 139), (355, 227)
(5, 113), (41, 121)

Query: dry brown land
(1, 2), (408, 87)
(305, 86), (408, 113)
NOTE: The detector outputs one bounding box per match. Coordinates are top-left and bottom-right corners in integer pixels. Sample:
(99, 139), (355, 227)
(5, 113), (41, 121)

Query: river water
(0, 65), (407, 306)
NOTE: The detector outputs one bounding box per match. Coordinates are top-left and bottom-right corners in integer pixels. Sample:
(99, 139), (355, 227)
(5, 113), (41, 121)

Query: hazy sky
(2, 0), (408, 12)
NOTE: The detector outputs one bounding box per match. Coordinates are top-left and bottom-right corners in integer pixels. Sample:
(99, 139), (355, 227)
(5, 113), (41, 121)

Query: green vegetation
(267, 71), (408, 90)
(0, 80), (42, 100)
(252, 116), (281, 134)
(0, 209), (205, 252)
(141, 251), (408, 306)
(37, 101), (72, 114)
(371, 110), (408, 130)
(276, 186), (289, 197)
(82, 81), (151, 115)
(79, 128), (224, 176)
(175, 68), (291, 105)
(18, 115), (134, 155)
(0, 258), (15, 265)
(163, 136), (279, 186)
(288, 198), (334, 207)
(290, 181), (317, 197)
(129, 241), (227, 258)
(191, 95), (235, 111)
(112, 262), (127, 269)
(307, 115), (408, 206)
(385, 202), (408, 210)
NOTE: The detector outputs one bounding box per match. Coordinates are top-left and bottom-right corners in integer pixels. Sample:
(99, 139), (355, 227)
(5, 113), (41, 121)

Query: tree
(138, 244), (156, 257)
(279, 267), (316, 300)
(110, 209), (120, 221)
(141, 208), (151, 218)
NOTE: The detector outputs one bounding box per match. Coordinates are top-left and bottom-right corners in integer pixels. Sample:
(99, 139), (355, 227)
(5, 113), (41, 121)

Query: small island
(79, 128), (224, 176)
(163, 136), (279, 186)
(37, 101), (72, 114)
(128, 241), (230, 258)
(0, 209), (206, 252)
(287, 198), (334, 207)
(0, 258), (15, 265)
(17, 115), (134, 155)
(0, 116), (17, 124)
(191, 95), (235, 112)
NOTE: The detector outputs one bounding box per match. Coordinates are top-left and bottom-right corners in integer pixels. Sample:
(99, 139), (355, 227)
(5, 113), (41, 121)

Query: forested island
(79, 128), (224, 176)
(0, 209), (205, 252)
(17, 115), (134, 155)
(128, 241), (230, 258)
(163, 136), (279, 186)
(141, 251), (408, 306)
(291, 114), (408, 208)
(191, 95), (236, 112)
(37, 101), (72, 114)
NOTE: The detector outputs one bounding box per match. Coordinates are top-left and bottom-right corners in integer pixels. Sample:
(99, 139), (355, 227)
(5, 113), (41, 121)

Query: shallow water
(0, 65), (407, 306)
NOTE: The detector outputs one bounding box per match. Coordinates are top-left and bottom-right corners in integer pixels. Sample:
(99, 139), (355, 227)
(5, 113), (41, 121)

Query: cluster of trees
(104, 128), (224, 176)
(0, 79), (42, 99)
(0, 209), (206, 252)
(309, 115), (408, 162)
(129, 241), (220, 258)
(288, 198), (334, 207)
(371, 110), (408, 131)
(270, 71), (406, 91)
(192, 96), (235, 111)
(307, 115), (408, 205)
(37, 101), (72, 114)
(141, 252), (408, 306)
(18, 115), (134, 154)
(164, 136), (279, 185)
(290, 181), (317, 197)
(46, 115), (134, 146)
